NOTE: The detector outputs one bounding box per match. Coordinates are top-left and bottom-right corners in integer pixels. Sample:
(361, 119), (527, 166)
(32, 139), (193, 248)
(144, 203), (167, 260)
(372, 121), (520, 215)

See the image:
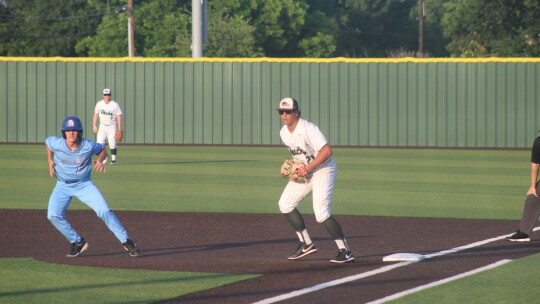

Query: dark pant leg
(519, 183), (540, 235)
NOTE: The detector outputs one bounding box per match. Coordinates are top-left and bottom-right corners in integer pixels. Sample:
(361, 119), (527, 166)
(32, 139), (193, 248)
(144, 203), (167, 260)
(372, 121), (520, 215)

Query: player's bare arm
(117, 115), (123, 132)
(93, 149), (107, 173)
(304, 144), (333, 173)
(114, 115), (124, 143)
(45, 146), (55, 178)
(527, 163), (539, 197)
(92, 113), (99, 133)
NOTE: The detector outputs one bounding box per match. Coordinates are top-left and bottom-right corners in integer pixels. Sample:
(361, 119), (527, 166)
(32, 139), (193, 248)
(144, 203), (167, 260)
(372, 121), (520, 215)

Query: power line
(0, 20), (125, 39)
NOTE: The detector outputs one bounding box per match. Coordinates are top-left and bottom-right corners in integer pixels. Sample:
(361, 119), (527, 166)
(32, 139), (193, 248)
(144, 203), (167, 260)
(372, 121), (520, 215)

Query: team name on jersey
(288, 146), (315, 163)
(100, 109), (114, 116)
(58, 158), (84, 165)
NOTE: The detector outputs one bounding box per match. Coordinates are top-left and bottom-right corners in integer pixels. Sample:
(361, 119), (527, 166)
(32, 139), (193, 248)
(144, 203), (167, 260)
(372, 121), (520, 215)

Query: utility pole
(192, 0), (203, 58)
(128, 0), (135, 57)
(418, 0), (424, 57)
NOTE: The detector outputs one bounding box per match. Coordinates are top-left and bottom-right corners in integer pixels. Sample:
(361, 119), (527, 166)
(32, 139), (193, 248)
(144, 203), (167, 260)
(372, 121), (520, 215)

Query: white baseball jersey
(95, 100), (122, 126)
(280, 119), (332, 166)
(95, 100), (122, 148)
(278, 119), (337, 223)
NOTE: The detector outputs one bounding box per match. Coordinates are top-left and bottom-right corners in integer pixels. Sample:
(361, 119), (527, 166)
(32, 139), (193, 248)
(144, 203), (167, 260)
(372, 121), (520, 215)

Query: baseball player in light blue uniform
(46, 116), (140, 257)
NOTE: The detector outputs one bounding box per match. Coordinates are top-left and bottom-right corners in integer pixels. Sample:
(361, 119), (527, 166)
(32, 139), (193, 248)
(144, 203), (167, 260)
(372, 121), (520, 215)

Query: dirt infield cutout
(2, 209), (540, 303)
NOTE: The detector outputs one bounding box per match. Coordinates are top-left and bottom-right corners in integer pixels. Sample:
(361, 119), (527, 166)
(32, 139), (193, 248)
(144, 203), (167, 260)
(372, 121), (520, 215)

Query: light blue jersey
(46, 135), (129, 245)
(45, 136), (103, 182)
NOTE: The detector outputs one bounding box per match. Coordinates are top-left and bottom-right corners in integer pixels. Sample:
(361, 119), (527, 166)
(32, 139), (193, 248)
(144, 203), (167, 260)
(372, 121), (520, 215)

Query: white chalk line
(252, 261), (416, 304)
(365, 259), (512, 304)
(253, 226), (540, 304)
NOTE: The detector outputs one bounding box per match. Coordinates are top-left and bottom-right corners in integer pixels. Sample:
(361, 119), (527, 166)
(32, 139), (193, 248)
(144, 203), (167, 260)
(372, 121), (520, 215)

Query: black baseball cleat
(506, 231), (530, 242)
(123, 239), (141, 257)
(288, 242), (317, 260)
(330, 249), (355, 263)
(111, 160), (116, 165)
(66, 238), (89, 257)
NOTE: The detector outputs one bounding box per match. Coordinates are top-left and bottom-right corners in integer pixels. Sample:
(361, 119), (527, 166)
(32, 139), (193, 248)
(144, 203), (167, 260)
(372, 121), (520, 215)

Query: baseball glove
(115, 130), (123, 142)
(280, 159), (309, 182)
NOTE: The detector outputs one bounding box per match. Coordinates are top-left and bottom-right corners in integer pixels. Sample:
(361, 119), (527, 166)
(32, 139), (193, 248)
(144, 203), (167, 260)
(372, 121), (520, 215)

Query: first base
(383, 253), (425, 262)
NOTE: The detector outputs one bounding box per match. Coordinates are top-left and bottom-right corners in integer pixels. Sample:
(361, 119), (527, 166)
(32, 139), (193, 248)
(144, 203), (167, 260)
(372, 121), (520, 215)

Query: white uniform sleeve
(304, 122), (328, 153)
(114, 102), (123, 116)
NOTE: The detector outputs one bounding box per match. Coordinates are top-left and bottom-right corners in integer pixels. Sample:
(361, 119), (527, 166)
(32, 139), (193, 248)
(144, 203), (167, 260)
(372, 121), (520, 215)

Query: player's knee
(315, 211), (331, 223)
(95, 208), (113, 219)
(47, 213), (63, 223)
(279, 201), (295, 214)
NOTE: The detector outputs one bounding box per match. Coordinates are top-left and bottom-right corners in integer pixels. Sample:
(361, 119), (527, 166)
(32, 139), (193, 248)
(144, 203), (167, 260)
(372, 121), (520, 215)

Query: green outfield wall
(1, 57), (539, 148)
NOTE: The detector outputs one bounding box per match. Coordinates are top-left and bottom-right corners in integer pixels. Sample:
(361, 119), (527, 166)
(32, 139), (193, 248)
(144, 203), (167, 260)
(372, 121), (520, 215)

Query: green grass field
(0, 144), (537, 303)
(0, 144), (531, 219)
(0, 259), (258, 304)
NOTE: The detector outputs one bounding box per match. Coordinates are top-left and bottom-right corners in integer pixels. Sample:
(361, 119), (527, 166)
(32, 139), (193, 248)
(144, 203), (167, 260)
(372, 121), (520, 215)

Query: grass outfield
(0, 258), (258, 303)
(0, 144), (534, 303)
(0, 144), (530, 219)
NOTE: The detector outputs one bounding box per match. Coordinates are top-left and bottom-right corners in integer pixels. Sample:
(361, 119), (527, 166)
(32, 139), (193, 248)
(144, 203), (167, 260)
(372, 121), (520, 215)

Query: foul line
(252, 261), (416, 304)
(253, 226), (540, 304)
(365, 259), (512, 304)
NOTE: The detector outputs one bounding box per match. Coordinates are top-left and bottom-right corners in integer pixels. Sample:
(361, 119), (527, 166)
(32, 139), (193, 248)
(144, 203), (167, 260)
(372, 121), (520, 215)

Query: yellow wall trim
(1, 56), (539, 63)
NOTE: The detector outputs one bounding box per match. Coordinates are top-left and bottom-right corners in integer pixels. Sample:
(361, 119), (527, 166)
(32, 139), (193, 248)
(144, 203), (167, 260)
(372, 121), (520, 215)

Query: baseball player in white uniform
(277, 97), (355, 263)
(93, 88), (123, 165)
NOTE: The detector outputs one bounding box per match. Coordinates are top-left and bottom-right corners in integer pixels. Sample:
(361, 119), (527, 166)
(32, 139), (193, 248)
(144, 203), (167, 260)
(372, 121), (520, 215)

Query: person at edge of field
(93, 88), (123, 165)
(46, 116), (140, 257)
(276, 97), (355, 263)
(507, 133), (540, 242)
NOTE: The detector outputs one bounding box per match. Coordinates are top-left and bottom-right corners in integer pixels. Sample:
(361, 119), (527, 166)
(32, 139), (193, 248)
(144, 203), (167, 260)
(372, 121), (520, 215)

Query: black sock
(322, 216), (344, 239)
(284, 208), (306, 232)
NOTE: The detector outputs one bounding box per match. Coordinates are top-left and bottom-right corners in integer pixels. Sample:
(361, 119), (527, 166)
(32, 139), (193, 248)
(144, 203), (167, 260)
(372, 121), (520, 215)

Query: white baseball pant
(96, 125), (118, 148)
(278, 160), (336, 223)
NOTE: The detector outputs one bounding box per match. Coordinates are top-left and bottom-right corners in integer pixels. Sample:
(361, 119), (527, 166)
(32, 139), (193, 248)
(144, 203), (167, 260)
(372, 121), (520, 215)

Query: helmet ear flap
(62, 131), (66, 139)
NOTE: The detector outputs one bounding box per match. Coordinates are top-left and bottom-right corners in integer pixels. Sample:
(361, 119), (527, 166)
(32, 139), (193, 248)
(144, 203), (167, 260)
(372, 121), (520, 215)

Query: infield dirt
(2, 210), (539, 303)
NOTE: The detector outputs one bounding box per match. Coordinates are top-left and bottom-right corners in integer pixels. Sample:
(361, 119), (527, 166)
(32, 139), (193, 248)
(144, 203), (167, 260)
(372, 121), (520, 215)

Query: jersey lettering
(58, 158), (84, 165)
(287, 146), (315, 164)
(75, 163), (86, 173)
(100, 109), (114, 116)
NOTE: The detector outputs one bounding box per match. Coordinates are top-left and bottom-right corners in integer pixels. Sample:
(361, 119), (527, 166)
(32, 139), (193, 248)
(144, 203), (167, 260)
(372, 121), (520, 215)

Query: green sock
(322, 216), (344, 239)
(284, 208), (306, 232)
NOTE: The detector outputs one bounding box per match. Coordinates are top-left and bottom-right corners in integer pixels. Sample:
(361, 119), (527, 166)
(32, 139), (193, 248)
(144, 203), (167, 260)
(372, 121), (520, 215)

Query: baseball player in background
(93, 88), (123, 165)
(46, 116), (140, 257)
(507, 133), (540, 242)
(277, 97), (355, 263)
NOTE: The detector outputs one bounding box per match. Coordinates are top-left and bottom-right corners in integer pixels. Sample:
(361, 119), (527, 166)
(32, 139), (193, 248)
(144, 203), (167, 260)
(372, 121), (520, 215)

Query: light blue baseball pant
(47, 180), (129, 243)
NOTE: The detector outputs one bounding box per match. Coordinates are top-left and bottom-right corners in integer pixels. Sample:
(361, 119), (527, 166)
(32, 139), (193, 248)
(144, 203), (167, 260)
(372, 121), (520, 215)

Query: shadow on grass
(0, 272), (255, 298)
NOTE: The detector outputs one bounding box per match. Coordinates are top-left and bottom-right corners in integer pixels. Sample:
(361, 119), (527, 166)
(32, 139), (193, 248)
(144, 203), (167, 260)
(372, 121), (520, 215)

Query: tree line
(0, 0), (538, 58)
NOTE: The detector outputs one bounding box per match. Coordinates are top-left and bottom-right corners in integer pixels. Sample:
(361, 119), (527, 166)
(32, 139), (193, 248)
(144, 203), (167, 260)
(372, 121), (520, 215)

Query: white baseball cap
(103, 88), (111, 95)
(276, 97), (299, 112)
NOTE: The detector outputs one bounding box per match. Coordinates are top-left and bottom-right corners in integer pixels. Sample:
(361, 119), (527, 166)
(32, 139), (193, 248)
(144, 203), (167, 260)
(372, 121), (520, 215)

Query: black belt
(64, 180), (80, 184)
